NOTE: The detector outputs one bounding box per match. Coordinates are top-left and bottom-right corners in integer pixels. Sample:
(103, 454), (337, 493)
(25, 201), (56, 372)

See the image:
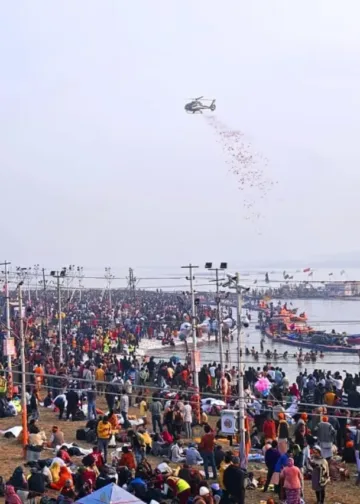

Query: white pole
(189, 267), (199, 388)
(4, 261), (12, 371)
(58, 275), (63, 363)
(216, 269), (224, 370)
(18, 282), (28, 449)
(236, 272), (246, 468)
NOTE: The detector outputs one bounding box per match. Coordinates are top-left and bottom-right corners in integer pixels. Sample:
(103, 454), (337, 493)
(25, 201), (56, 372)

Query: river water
(150, 298), (360, 382)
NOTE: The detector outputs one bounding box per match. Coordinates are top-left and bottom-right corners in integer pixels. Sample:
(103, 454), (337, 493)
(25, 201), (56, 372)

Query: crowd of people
(0, 288), (360, 504)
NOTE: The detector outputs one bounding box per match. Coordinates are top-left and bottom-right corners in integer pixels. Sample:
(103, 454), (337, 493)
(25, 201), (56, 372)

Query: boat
(343, 334), (360, 345)
(264, 328), (359, 354)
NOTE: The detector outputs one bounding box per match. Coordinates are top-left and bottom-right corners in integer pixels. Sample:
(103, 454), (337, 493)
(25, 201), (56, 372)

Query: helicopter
(184, 96), (216, 114)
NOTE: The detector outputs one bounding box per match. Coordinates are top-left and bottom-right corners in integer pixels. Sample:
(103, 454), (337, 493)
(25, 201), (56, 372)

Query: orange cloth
(109, 414), (119, 431)
(118, 451), (136, 470)
(50, 466), (73, 491)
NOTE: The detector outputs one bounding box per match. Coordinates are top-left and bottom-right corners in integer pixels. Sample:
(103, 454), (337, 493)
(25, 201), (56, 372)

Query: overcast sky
(1, 1), (360, 275)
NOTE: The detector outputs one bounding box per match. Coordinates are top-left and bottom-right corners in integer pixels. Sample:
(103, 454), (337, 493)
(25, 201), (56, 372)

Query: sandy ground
(0, 397), (359, 504)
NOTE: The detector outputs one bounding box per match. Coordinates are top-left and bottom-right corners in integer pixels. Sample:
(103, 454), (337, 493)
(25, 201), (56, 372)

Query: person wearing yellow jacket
(96, 415), (112, 463)
(219, 451), (233, 490)
(166, 476), (191, 504)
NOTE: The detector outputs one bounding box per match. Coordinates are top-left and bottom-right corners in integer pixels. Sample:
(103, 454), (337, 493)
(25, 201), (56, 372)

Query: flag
(340, 270), (345, 275)
(303, 267), (311, 273)
(308, 272), (313, 277)
(329, 272), (333, 276)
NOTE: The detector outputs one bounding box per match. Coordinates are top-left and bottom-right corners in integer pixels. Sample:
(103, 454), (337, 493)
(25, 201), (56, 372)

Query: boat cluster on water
(246, 299), (360, 355)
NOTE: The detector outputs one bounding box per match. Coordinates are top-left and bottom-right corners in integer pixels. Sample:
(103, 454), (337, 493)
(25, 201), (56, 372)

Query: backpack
(85, 429), (97, 444)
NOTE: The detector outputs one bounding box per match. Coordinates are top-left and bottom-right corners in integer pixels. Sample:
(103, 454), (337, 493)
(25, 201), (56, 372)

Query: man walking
(264, 440), (280, 492)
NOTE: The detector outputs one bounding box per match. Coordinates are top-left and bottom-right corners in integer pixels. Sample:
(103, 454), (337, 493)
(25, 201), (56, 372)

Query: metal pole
(236, 272), (246, 467)
(216, 269), (224, 370)
(57, 275), (63, 363)
(42, 268), (48, 321)
(189, 267), (199, 388)
(182, 264), (199, 389)
(4, 261), (12, 371)
(18, 283), (28, 450)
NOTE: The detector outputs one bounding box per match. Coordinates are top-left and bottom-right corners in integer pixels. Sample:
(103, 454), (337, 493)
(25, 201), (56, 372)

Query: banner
(3, 337), (15, 356)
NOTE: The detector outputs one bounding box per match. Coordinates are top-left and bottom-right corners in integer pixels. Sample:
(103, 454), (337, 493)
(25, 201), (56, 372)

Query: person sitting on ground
(4, 485), (22, 504)
(193, 486), (214, 504)
(185, 443), (203, 466)
(76, 480), (93, 499)
(60, 479), (76, 500)
(170, 439), (186, 463)
(7, 466), (28, 492)
(50, 461), (62, 484)
(48, 425), (65, 449)
(91, 446), (105, 470)
(95, 465), (117, 490)
(50, 465), (73, 491)
(118, 446), (136, 470)
(210, 482), (222, 504)
(151, 433), (170, 457)
(78, 466), (97, 488)
(28, 467), (46, 498)
(161, 426), (173, 445)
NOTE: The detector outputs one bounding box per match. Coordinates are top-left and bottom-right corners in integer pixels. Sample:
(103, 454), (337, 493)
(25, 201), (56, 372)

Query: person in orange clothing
(263, 415), (277, 441)
(108, 409), (120, 431)
(118, 446), (136, 470)
(50, 465), (73, 491)
(33, 364), (44, 394)
(244, 416), (251, 459)
(95, 364), (105, 395)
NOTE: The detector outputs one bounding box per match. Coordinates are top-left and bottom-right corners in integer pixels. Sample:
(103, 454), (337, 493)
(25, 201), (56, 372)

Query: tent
(76, 483), (146, 504)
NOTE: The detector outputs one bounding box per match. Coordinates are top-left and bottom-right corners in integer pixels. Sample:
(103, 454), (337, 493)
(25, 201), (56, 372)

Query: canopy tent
(76, 483), (146, 504)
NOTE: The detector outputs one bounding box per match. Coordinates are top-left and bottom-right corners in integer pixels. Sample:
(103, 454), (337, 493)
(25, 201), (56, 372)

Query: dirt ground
(0, 398), (359, 504)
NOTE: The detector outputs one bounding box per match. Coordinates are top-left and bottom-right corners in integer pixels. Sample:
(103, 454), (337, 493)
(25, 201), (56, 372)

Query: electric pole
(205, 262), (227, 370)
(235, 272), (246, 467)
(104, 267), (115, 309)
(77, 266), (84, 301)
(181, 264), (199, 388)
(127, 268), (137, 300)
(33, 264), (40, 300)
(17, 281), (28, 450)
(223, 272), (248, 468)
(1, 261), (12, 370)
(50, 268), (66, 363)
(42, 268), (48, 321)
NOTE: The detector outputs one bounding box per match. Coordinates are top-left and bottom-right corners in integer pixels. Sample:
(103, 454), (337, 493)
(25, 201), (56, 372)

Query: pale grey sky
(1, 1), (360, 272)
